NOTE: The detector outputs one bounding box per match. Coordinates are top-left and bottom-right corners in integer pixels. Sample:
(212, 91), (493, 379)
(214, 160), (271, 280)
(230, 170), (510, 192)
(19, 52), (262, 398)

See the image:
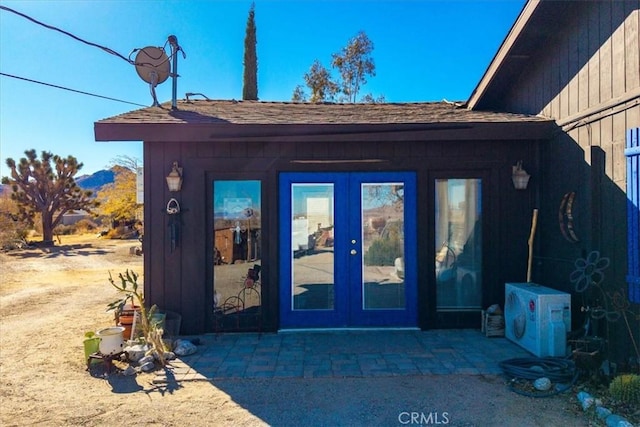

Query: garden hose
(499, 357), (579, 398)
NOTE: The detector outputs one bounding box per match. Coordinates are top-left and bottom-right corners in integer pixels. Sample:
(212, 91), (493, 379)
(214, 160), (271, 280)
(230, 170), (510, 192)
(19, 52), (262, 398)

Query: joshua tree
(2, 149), (98, 245)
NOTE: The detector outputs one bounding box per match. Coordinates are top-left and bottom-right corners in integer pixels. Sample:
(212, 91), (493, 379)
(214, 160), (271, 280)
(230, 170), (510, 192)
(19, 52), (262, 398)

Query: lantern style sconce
(166, 161), (183, 192)
(512, 161), (530, 190)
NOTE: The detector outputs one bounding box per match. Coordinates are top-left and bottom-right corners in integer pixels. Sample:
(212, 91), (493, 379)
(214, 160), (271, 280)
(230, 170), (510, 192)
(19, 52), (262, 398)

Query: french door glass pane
(361, 182), (405, 310)
(435, 179), (482, 310)
(213, 180), (262, 325)
(291, 184), (335, 310)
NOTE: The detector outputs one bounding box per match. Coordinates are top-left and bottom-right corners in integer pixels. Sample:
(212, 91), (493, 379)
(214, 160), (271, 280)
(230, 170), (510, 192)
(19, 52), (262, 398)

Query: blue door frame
(279, 172), (417, 328)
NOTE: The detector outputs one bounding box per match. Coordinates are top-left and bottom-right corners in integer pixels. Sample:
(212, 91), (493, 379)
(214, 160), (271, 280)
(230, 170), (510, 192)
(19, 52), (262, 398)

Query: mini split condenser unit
(504, 283), (571, 358)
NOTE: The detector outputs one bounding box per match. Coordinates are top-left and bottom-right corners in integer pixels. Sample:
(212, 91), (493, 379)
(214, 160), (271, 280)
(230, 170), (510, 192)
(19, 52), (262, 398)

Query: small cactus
(608, 374), (640, 405)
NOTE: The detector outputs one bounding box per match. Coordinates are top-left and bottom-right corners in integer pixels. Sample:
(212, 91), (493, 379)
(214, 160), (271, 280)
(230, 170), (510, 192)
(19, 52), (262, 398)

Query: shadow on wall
(537, 130), (639, 367)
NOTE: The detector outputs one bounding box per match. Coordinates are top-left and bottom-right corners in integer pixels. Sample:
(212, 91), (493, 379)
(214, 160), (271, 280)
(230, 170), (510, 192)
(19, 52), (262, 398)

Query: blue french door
(279, 172), (417, 328)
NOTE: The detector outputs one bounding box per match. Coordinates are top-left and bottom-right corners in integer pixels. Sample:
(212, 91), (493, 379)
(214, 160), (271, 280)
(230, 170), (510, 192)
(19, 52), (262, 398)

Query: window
(626, 128), (640, 303)
(435, 178), (482, 310)
(212, 180), (262, 330)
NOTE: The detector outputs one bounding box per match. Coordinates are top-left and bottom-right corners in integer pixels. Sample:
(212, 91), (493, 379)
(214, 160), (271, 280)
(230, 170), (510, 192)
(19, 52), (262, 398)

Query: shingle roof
(96, 100), (550, 125)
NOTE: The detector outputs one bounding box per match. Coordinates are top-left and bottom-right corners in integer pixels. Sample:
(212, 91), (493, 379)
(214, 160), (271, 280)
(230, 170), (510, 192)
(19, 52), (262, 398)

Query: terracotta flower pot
(117, 304), (140, 341)
(118, 314), (135, 340)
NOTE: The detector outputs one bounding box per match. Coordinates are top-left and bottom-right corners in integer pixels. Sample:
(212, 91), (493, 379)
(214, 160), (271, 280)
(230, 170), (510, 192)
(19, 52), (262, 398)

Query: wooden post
(527, 209), (539, 282)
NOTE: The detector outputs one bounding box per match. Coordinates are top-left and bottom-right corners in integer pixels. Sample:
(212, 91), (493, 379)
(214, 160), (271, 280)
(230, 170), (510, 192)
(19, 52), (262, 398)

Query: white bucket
(96, 326), (125, 355)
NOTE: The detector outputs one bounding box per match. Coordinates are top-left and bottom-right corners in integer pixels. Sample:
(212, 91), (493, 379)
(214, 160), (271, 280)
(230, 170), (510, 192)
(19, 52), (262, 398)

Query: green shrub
(609, 374), (640, 405)
(364, 235), (402, 266)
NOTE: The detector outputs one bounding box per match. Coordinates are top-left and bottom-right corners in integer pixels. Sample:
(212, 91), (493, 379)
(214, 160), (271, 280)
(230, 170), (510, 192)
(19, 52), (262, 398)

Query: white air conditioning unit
(504, 283), (571, 357)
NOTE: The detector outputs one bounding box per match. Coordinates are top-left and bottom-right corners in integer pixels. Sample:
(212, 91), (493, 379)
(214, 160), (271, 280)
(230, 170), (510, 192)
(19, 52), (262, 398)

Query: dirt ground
(0, 234), (602, 426)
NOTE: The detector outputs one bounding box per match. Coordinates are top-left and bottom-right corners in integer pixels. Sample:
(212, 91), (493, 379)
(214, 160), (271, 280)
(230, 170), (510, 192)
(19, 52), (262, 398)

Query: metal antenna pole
(168, 35), (179, 110)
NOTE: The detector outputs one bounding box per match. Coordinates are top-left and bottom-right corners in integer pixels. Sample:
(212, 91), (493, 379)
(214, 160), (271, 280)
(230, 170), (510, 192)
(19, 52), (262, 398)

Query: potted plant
(107, 269), (167, 367)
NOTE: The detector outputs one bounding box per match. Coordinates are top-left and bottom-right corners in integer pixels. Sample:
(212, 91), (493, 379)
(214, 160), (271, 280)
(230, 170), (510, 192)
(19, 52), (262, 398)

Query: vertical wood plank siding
(460, 0), (639, 363)
(142, 135), (541, 333)
(500, 1), (639, 292)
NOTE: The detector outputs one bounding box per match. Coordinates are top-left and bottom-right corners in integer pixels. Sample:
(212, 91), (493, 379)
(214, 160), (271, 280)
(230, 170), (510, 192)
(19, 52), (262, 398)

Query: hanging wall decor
(559, 191), (580, 243)
(166, 198), (182, 252)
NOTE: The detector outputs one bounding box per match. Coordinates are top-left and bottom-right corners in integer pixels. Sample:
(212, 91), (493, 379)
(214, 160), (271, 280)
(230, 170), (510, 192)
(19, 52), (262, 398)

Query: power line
(0, 5), (134, 65)
(0, 5), (182, 107)
(0, 72), (149, 107)
(0, 5), (179, 69)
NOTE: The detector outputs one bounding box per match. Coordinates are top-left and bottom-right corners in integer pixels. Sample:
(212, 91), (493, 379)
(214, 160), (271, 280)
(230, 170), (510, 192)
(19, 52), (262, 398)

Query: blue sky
(0, 0), (526, 177)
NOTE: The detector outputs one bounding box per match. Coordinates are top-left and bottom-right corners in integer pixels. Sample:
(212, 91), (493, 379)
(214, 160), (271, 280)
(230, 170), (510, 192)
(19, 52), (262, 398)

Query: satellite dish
(134, 47), (170, 85)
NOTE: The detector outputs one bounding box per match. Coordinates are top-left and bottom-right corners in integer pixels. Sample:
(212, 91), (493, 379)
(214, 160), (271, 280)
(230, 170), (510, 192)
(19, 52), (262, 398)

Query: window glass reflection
(213, 180), (261, 330)
(435, 179), (482, 310)
(291, 184), (335, 310)
(361, 183), (405, 310)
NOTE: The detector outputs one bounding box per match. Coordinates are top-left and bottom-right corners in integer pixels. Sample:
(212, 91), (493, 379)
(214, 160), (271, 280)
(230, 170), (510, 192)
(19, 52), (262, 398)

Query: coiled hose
(499, 357), (579, 397)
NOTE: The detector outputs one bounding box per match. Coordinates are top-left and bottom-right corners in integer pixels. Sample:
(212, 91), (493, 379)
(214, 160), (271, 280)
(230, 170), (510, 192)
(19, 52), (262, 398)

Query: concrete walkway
(154, 330), (531, 383)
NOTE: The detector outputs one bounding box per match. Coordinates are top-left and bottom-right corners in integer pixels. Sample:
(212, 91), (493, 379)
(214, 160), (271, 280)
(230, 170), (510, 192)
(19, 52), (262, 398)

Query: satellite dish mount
(134, 35), (185, 109)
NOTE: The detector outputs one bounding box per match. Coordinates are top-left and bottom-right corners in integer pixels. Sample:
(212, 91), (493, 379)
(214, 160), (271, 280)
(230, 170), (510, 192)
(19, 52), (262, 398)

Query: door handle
(350, 249), (357, 255)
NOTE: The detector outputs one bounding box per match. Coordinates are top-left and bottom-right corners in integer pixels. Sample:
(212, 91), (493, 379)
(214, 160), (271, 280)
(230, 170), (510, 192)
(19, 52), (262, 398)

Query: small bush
(609, 374), (640, 405)
(364, 235), (402, 266)
(0, 216), (29, 250)
(53, 224), (75, 235)
(75, 218), (100, 234)
(0, 195), (34, 249)
(105, 226), (131, 239)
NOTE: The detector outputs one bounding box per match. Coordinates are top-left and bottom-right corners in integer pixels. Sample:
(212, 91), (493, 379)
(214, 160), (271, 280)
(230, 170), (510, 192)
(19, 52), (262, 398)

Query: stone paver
(154, 329), (530, 383)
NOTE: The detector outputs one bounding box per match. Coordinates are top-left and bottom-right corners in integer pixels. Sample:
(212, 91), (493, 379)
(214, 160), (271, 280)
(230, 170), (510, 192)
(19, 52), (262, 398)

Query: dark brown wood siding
(143, 135), (544, 334)
(494, 1), (640, 295)
(485, 1), (640, 362)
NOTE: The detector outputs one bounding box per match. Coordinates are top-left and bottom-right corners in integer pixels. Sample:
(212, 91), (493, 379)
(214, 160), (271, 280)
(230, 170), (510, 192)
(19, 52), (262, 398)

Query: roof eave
(467, 0), (539, 110)
(94, 120), (556, 143)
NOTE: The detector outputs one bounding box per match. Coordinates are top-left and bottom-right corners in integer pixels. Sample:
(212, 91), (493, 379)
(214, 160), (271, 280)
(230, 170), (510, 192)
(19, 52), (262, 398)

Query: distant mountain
(0, 169), (114, 195)
(76, 169), (115, 192)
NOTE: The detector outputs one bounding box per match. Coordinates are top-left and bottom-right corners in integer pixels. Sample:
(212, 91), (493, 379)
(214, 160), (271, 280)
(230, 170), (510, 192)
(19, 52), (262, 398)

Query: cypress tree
(242, 3), (258, 100)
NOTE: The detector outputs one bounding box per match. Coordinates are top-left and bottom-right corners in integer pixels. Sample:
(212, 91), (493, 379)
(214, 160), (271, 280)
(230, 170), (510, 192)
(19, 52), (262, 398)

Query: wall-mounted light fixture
(166, 161), (183, 192)
(512, 161), (530, 190)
